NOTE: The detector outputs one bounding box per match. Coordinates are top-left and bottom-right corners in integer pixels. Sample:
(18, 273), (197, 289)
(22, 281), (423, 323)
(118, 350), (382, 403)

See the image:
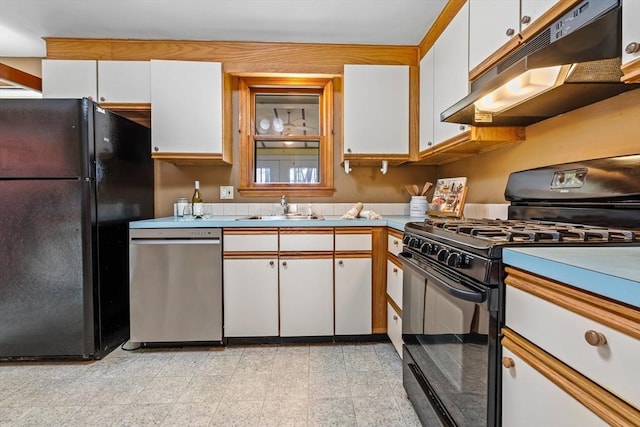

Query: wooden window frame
(238, 76), (334, 197)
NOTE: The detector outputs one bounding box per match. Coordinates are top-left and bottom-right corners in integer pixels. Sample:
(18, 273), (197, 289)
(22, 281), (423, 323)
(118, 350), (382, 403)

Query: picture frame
(428, 177), (468, 218)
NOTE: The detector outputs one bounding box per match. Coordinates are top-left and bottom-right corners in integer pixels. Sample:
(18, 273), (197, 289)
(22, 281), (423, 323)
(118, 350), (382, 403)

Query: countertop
(503, 247), (640, 308)
(129, 215), (422, 232)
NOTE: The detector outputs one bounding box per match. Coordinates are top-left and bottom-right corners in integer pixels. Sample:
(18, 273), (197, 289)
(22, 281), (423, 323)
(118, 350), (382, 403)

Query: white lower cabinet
(223, 257), (279, 337)
(279, 257), (334, 337)
(387, 302), (402, 358)
(335, 256), (372, 335)
(501, 346), (608, 427)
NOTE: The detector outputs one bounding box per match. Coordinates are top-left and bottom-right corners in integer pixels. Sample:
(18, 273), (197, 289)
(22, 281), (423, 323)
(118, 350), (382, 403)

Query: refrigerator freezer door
(0, 179), (94, 358)
(0, 99), (91, 179)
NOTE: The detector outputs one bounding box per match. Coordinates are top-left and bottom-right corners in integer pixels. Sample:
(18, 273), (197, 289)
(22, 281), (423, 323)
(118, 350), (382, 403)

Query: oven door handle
(399, 252), (487, 304)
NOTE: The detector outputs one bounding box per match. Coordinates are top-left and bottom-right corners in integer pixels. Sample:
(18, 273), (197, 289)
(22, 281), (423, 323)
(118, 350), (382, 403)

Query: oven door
(400, 252), (499, 427)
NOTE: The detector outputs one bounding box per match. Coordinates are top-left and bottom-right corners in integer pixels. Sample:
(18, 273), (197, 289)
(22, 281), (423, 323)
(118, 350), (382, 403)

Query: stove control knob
(446, 252), (461, 267)
(403, 235), (411, 245)
(428, 244), (438, 255)
(436, 248), (449, 262)
(411, 238), (422, 249)
(420, 242), (430, 254)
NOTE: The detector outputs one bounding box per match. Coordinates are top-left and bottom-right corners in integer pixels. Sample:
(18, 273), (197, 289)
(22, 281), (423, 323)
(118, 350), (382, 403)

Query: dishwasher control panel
(129, 228), (221, 240)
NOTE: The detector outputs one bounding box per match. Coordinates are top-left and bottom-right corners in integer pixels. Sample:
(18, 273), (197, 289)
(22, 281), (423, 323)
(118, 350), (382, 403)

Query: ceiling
(0, 0), (448, 58)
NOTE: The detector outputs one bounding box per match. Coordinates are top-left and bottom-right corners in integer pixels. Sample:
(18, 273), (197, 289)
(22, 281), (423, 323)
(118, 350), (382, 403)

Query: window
(238, 76), (334, 197)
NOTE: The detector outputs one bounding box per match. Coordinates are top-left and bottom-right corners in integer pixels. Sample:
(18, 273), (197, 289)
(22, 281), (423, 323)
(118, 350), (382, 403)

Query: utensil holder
(410, 196), (428, 217)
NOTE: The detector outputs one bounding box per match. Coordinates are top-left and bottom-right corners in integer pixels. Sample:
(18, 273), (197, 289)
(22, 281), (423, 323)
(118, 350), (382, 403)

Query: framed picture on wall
(429, 177), (468, 218)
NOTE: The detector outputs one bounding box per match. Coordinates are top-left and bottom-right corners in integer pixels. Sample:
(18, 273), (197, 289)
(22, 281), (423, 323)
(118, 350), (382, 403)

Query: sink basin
(237, 214), (324, 221)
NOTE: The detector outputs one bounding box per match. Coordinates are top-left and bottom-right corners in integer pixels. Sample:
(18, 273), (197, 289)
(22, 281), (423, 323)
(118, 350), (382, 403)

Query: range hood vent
(441, 0), (640, 127)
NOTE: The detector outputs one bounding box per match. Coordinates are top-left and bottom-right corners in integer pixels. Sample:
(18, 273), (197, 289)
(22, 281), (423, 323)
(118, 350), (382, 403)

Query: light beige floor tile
(343, 351), (383, 372)
(66, 404), (130, 426)
(11, 405), (81, 427)
(259, 398), (308, 426)
(161, 401), (219, 426)
(197, 354), (240, 376)
(135, 376), (192, 404)
(347, 371), (393, 397)
(265, 373), (309, 400)
(309, 371), (350, 399)
(178, 375), (230, 403)
(114, 402), (173, 426)
(352, 395), (406, 427)
(308, 397), (357, 426)
(210, 400), (263, 426)
(223, 373), (270, 401)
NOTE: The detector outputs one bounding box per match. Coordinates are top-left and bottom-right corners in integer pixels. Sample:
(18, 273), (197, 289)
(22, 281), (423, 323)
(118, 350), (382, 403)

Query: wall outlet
(220, 186), (234, 200)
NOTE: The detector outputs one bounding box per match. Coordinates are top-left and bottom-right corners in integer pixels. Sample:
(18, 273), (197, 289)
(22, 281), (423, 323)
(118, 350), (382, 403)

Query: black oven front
(400, 250), (500, 427)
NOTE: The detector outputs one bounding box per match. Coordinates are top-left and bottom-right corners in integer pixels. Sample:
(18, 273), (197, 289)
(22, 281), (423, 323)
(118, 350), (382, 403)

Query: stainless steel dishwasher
(129, 228), (222, 344)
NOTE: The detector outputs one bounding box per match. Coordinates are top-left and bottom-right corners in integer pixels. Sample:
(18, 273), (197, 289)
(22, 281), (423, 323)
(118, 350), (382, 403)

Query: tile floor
(0, 341), (421, 426)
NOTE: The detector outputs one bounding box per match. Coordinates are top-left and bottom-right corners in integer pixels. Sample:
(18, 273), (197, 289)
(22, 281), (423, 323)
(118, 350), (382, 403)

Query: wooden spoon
(421, 182), (433, 196)
(412, 184), (420, 196)
(405, 185), (416, 196)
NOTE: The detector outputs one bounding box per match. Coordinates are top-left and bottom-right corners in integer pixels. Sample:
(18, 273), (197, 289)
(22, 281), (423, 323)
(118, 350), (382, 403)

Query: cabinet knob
(393, 240), (399, 246)
(269, 260), (275, 267)
(338, 260), (344, 266)
(393, 267), (398, 273)
(626, 42), (640, 54)
(584, 330), (607, 347)
(347, 148), (352, 153)
(502, 357), (515, 368)
(459, 125), (466, 131)
(282, 261), (287, 267)
(100, 96), (106, 102)
(506, 28), (516, 37)
(521, 15), (531, 25)
(154, 146), (159, 152)
(427, 141), (433, 147)
(393, 315), (398, 321)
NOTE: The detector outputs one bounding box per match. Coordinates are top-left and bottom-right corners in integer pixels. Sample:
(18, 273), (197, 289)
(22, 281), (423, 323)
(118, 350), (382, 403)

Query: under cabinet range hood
(442, 0), (640, 127)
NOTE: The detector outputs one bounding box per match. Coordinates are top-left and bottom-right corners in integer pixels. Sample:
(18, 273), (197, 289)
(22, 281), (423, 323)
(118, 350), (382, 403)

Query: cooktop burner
(425, 218), (640, 243)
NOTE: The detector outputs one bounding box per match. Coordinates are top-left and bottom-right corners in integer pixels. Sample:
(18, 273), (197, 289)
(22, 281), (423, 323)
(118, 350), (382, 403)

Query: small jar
(409, 196), (428, 217)
(175, 197), (189, 217)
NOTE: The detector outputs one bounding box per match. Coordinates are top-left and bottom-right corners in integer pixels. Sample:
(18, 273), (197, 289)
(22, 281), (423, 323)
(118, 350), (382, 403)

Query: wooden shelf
(151, 152), (232, 166)
(413, 126), (525, 165)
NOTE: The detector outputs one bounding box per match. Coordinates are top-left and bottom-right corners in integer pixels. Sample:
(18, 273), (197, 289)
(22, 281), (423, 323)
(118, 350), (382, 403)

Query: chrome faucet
(280, 195), (289, 214)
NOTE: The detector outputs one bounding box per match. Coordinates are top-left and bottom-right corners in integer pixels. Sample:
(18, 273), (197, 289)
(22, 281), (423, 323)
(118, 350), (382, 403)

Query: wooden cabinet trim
(335, 251), (371, 258)
(388, 228), (403, 239)
(388, 254), (403, 269)
(502, 328), (640, 426)
(223, 228), (278, 235)
(0, 63), (42, 91)
(279, 227), (334, 235)
(387, 295), (403, 318)
(224, 252), (278, 259)
(279, 252), (334, 259)
(372, 227), (388, 334)
(621, 57), (640, 83)
(504, 267), (640, 340)
(335, 227), (372, 235)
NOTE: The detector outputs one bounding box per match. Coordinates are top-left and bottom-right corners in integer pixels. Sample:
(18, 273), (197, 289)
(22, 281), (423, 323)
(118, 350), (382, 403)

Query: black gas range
(401, 154), (640, 427)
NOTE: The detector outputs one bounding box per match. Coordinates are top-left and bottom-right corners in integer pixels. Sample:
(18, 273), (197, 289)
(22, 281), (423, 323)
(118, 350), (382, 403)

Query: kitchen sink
(236, 213), (324, 221)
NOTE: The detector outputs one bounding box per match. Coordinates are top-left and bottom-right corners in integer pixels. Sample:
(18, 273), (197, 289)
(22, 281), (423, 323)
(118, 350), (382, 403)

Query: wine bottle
(192, 180), (204, 218)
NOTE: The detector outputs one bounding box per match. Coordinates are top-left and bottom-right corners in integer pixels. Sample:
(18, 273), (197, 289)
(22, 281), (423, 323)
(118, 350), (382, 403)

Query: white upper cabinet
(150, 60), (223, 155)
(622, 0), (640, 67)
(433, 2), (469, 143)
(41, 60), (97, 99)
(419, 48), (435, 151)
(97, 61), (150, 103)
(343, 64), (409, 155)
(469, 0), (556, 72)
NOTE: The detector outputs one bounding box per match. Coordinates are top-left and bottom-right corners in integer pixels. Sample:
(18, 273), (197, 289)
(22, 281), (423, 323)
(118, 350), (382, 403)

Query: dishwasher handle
(131, 238), (221, 245)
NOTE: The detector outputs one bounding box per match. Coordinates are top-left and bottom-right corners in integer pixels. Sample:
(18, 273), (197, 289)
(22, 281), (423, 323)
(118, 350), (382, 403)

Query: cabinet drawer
(506, 284), (640, 409)
(224, 231), (278, 252)
(387, 302), (403, 358)
(280, 231), (333, 251)
(335, 233), (371, 251)
(501, 345), (608, 427)
(388, 231), (403, 257)
(386, 259), (403, 309)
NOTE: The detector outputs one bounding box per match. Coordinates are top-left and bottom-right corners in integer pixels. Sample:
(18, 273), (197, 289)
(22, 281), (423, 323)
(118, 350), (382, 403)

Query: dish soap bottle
(192, 180), (204, 218)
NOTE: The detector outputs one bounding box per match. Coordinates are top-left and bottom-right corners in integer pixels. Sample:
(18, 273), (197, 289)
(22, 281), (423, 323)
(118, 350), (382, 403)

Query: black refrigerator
(0, 98), (154, 360)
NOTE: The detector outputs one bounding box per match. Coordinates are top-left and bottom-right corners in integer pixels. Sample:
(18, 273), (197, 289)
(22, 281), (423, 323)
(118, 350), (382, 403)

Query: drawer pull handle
(502, 357), (515, 369)
(393, 315), (398, 321)
(282, 261), (287, 267)
(338, 260), (344, 266)
(393, 240), (399, 246)
(584, 330), (607, 347)
(393, 267), (398, 273)
(269, 260), (275, 266)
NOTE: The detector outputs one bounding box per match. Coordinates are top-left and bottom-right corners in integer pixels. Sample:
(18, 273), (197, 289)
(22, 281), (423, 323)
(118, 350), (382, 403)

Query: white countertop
(129, 215), (421, 232)
(503, 247), (640, 308)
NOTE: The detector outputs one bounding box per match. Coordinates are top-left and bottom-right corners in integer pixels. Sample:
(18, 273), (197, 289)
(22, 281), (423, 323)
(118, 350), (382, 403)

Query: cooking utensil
(412, 185), (420, 196)
(405, 185), (416, 196)
(421, 182), (433, 196)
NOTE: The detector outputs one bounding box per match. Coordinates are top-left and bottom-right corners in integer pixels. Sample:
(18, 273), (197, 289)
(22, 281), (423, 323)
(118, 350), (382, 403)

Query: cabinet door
(279, 257), (334, 337)
(419, 48), (435, 151)
(520, 1), (556, 31)
(387, 302), (403, 358)
(501, 347), (608, 426)
(223, 257), (279, 337)
(433, 2), (470, 143)
(469, 0), (520, 72)
(343, 64), (409, 155)
(335, 257), (372, 335)
(622, 0), (640, 66)
(41, 60), (97, 99)
(97, 61), (150, 103)
(150, 60), (222, 154)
